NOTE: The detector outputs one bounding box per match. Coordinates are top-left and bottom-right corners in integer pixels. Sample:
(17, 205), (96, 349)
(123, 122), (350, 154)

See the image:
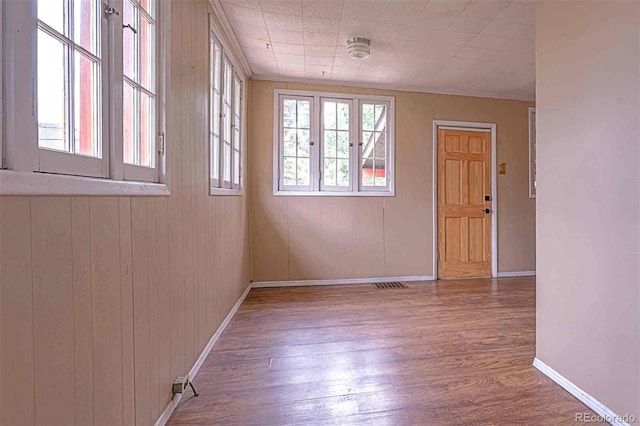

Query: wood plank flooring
(168, 277), (598, 425)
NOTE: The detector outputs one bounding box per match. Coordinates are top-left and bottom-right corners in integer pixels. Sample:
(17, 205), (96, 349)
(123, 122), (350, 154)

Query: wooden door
(437, 128), (492, 278)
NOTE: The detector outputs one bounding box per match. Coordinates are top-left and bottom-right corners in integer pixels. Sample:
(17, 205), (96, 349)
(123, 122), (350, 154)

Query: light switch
(499, 162), (506, 175)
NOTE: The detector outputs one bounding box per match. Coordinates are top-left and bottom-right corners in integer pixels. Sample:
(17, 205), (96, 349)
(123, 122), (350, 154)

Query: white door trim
(432, 120), (498, 279)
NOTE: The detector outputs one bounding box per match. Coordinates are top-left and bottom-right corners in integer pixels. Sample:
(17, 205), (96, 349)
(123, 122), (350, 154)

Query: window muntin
(221, 58), (232, 188)
(232, 74), (242, 189)
(123, 0), (157, 170)
(321, 98), (352, 190)
(36, 0), (102, 163)
(280, 96), (313, 190)
(209, 39), (222, 186)
(208, 30), (244, 194)
(275, 91), (394, 196)
(360, 101), (389, 190)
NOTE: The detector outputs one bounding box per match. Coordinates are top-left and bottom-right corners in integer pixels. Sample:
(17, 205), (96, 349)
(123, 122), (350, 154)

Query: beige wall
(248, 80), (535, 282)
(0, 1), (251, 425)
(536, 0), (640, 419)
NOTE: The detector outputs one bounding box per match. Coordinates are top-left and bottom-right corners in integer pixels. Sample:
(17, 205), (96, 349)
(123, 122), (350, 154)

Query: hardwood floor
(168, 277), (598, 425)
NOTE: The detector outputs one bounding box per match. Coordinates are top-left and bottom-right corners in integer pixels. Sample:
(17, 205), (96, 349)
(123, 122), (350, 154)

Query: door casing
(432, 121), (497, 280)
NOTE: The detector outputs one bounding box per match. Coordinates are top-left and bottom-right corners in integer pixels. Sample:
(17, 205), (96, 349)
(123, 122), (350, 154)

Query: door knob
(484, 208), (491, 214)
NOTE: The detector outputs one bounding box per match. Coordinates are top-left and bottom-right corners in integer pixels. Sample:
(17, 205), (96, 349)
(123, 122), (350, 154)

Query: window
(209, 28), (243, 195)
(36, 0), (105, 177)
(529, 107), (536, 198)
(274, 89), (395, 196)
(123, 0), (158, 181)
(1, 0), (168, 195)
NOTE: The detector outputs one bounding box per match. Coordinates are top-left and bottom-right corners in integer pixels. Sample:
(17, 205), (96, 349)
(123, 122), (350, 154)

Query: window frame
(208, 21), (244, 196)
(273, 89), (395, 197)
(319, 97), (355, 193)
(0, 0), (170, 196)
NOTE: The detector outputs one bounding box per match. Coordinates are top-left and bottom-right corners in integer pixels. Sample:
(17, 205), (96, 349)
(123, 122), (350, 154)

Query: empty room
(0, 0), (638, 425)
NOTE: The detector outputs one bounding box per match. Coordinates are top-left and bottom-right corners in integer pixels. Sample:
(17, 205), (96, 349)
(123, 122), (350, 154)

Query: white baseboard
(251, 275), (435, 288)
(496, 270), (536, 277)
(532, 358), (632, 426)
(154, 284), (252, 426)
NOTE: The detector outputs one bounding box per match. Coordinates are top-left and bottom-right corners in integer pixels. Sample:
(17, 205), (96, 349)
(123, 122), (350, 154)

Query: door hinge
(158, 132), (165, 155)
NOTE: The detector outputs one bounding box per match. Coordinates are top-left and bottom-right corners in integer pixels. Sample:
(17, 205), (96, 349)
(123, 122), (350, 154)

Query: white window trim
(0, 0), (171, 196)
(273, 88), (395, 197)
(208, 19), (245, 196)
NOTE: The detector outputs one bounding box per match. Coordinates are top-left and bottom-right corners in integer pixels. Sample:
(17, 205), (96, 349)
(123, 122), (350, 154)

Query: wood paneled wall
(0, 1), (251, 425)
(248, 80), (536, 282)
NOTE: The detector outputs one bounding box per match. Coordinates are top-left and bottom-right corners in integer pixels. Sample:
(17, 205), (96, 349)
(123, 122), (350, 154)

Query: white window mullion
(109, 0), (124, 180)
(311, 95), (320, 192)
(4, 0), (39, 171)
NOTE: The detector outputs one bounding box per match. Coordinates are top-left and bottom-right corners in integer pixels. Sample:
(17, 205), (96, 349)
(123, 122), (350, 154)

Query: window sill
(210, 187), (244, 196)
(0, 170), (170, 196)
(273, 190), (395, 197)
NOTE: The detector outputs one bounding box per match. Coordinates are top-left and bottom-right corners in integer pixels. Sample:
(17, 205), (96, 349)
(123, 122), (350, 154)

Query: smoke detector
(347, 37), (371, 59)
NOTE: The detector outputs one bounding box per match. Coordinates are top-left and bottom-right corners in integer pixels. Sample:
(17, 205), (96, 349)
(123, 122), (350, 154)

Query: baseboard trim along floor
(533, 357), (632, 426)
(154, 284), (252, 426)
(251, 275), (435, 288)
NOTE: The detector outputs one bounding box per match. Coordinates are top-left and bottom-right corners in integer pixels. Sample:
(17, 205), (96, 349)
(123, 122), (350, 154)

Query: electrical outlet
(172, 374), (189, 396)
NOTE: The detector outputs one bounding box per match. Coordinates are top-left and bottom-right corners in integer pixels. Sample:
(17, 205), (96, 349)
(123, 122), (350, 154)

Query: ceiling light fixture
(347, 37), (371, 59)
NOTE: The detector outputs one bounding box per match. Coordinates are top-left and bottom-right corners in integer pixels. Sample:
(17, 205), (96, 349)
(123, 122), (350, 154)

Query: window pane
(324, 131), (336, 157)
(337, 131), (349, 158)
(38, 0), (65, 34)
(233, 149), (240, 185)
(139, 91), (155, 167)
(74, 51), (99, 157)
(38, 31), (68, 152)
(297, 129), (310, 157)
(211, 134), (219, 180)
(123, 0), (137, 81)
(324, 158), (336, 186)
(74, 0), (99, 55)
(123, 83), (136, 164)
(362, 104), (374, 130)
(374, 132), (386, 158)
(362, 160), (375, 186)
(140, 15), (155, 91)
(283, 140), (296, 157)
(213, 45), (221, 89)
(337, 159), (349, 186)
(298, 100), (310, 128)
(283, 157), (296, 185)
(296, 158), (309, 185)
(337, 102), (349, 130)
(223, 143), (231, 182)
(283, 100), (296, 127)
(324, 101), (336, 129)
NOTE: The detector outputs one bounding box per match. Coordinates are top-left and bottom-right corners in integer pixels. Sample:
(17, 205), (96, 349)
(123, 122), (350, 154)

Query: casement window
(274, 89), (395, 196)
(209, 28), (243, 195)
(1, 0), (169, 195)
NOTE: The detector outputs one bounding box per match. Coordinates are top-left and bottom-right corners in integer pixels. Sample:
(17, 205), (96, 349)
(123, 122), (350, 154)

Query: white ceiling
(219, 0), (535, 100)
